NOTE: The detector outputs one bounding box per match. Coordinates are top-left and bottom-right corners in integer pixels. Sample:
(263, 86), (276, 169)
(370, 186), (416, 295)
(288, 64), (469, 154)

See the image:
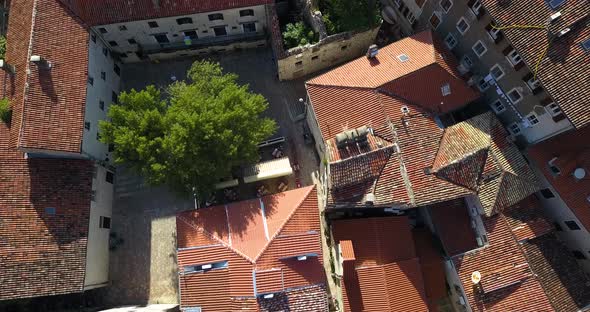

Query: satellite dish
(471, 271), (482, 284)
(574, 168), (586, 180)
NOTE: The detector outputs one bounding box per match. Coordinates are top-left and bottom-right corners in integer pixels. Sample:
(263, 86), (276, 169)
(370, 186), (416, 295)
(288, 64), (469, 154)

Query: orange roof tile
(339, 240), (356, 261)
(429, 199), (478, 256)
(528, 126), (590, 231)
(356, 259), (429, 312)
(176, 186), (327, 311)
(502, 196), (553, 242)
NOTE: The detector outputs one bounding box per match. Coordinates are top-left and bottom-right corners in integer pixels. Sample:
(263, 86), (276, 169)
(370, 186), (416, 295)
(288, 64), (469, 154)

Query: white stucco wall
(91, 5), (267, 63)
(84, 165), (115, 290)
(521, 108), (573, 144)
(83, 37), (121, 161)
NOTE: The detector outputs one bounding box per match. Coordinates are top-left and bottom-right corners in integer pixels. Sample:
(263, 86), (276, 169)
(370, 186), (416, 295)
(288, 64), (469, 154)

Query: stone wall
(266, 4), (381, 81)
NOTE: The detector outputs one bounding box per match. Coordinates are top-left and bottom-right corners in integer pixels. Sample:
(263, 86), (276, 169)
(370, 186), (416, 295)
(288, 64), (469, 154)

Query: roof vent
(401, 106), (410, 114)
(365, 193), (375, 205)
(263, 293), (274, 299)
(548, 11), (561, 23)
(574, 168), (586, 180)
(297, 255), (308, 261)
(366, 44), (379, 58)
(397, 53), (410, 62)
(557, 27), (571, 37)
(471, 271), (482, 284)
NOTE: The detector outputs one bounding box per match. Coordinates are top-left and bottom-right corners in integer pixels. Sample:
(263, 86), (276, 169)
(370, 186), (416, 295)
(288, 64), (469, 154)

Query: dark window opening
(240, 9), (254, 17)
(114, 64), (120, 76)
(106, 171), (114, 184)
(112, 91), (118, 104)
(312, 55), (319, 60)
(176, 17), (193, 25)
(184, 30), (198, 40)
(208, 13), (224, 21)
(540, 188), (555, 199)
(108, 143), (115, 152)
(96, 131), (101, 141)
(99, 27), (107, 34)
(119, 25), (127, 31)
(102, 48), (108, 57)
(154, 34), (169, 44)
(148, 21), (159, 28)
(99, 100), (105, 111)
(553, 222), (562, 231)
(84, 122), (90, 130)
(565, 220), (581, 230)
(213, 26), (227, 37)
(572, 250), (586, 260)
(109, 41), (118, 47)
(88, 76), (94, 86)
(100, 216), (111, 229)
(243, 22), (256, 33)
(128, 38), (137, 45)
(101, 71), (106, 80)
(91, 34), (97, 43)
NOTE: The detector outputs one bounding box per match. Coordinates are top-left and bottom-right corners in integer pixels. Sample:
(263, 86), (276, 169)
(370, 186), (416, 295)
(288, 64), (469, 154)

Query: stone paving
(101, 48), (322, 305)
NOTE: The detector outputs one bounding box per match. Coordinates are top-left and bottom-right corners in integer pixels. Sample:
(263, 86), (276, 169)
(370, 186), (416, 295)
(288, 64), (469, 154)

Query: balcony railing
(139, 32), (266, 55)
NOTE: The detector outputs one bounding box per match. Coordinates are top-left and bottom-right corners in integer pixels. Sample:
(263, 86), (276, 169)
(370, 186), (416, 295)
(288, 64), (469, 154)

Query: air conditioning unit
(365, 193), (375, 205)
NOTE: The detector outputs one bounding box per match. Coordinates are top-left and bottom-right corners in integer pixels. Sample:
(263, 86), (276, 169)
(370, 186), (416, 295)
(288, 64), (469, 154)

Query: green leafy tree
(0, 97), (11, 124)
(0, 36), (6, 59)
(320, 0), (380, 33)
(282, 21), (318, 49)
(99, 61), (276, 197)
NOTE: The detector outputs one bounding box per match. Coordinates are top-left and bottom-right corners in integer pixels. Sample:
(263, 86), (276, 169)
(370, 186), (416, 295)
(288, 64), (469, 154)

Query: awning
(243, 157), (293, 184)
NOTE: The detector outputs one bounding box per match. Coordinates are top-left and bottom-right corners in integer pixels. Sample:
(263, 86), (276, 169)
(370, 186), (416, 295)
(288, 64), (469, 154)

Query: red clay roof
(0, 123), (93, 300)
(2, 0), (89, 153)
(176, 186), (327, 311)
(502, 195), (553, 242)
(332, 217), (435, 312)
(61, 0), (273, 26)
(482, 0), (590, 129)
(452, 213), (553, 312)
(429, 198), (479, 257)
(528, 126), (590, 231)
(356, 259), (429, 312)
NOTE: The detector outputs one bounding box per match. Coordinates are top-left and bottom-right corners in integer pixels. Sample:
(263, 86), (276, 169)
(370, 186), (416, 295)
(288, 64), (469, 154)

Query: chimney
(366, 44), (378, 59)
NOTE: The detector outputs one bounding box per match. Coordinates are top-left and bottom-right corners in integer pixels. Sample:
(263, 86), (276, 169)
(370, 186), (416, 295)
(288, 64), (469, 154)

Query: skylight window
(397, 54), (410, 62)
(582, 38), (590, 51)
(441, 83), (451, 96)
(546, 0), (565, 10)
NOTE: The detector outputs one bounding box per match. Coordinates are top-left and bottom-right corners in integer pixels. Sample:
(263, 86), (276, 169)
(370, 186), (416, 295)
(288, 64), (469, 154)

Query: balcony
(139, 32), (266, 56)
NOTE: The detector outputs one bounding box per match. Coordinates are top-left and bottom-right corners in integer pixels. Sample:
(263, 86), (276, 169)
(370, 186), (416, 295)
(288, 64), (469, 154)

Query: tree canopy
(99, 60), (276, 197)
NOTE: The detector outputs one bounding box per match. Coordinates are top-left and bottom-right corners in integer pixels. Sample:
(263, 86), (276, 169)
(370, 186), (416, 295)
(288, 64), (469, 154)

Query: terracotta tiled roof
(355, 259), (429, 312)
(433, 112), (540, 216)
(522, 234), (590, 312)
(333, 217), (435, 312)
(1, 0), (89, 153)
(452, 213), (553, 312)
(0, 123), (93, 300)
(176, 186), (327, 311)
(429, 198), (479, 256)
(528, 126), (590, 231)
(482, 0), (590, 129)
(60, 0), (274, 26)
(502, 195), (553, 242)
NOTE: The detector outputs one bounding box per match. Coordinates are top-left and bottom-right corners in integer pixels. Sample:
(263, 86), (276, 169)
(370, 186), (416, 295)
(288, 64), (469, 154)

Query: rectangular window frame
(239, 9), (254, 17)
(208, 13), (224, 21)
(212, 26), (227, 37)
(507, 49), (523, 66)
(490, 99), (506, 114)
(477, 78), (490, 92)
(99, 216), (111, 229)
(429, 12), (442, 29)
(176, 17), (193, 25)
(508, 122), (521, 135)
(490, 64), (505, 80)
(456, 17), (470, 35)
(472, 40), (487, 57)
(242, 22), (256, 33)
(444, 33), (457, 49)
(545, 102), (562, 117)
(507, 88), (523, 104)
(526, 113), (540, 126)
(565, 220), (581, 231)
(148, 21), (159, 28)
(440, 0), (453, 12)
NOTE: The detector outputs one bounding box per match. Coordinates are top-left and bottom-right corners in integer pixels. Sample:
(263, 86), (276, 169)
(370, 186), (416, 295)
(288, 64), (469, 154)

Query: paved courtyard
(100, 48), (321, 305)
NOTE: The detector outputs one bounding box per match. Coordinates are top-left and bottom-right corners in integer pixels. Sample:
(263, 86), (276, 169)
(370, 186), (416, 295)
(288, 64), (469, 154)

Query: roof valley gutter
(259, 198), (270, 241)
(19, 0), (39, 148)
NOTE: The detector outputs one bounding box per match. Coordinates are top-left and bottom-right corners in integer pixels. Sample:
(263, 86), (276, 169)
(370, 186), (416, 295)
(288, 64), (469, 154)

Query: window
(444, 33), (457, 49)
(430, 13), (441, 29)
(85, 121), (91, 130)
(88, 76), (94, 86)
(184, 261), (228, 274)
(508, 123), (521, 135)
(112, 91), (118, 104)
(101, 71), (106, 80)
(99, 100), (105, 111)
(487, 24), (502, 41)
(490, 99), (505, 113)
(114, 64), (120, 76)
(91, 190), (96, 202)
(240, 9), (254, 17)
(109, 40), (118, 47)
(440, 0), (453, 12)
(106, 171), (114, 184)
(441, 83), (451, 96)
(456, 17), (470, 34)
(148, 21), (159, 28)
(507, 88), (523, 103)
(490, 64), (505, 80)
(545, 102), (562, 116)
(154, 34), (169, 44)
(507, 49), (522, 66)
(99, 216), (111, 229)
(128, 38), (137, 45)
(547, 0), (565, 10)
(243, 22), (256, 33)
(526, 113), (540, 126)
(184, 30), (198, 40)
(99, 27), (107, 34)
(548, 157), (561, 175)
(553, 222), (562, 231)
(45, 207), (56, 215)
(96, 131), (101, 140)
(295, 61), (303, 67)
(477, 78), (490, 91)
(462, 55), (473, 68)
(102, 47), (108, 57)
(118, 25), (127, 31)
(176, 17), (193, 25)
(525, 75), (541, 91)
(565, 220), (581, 230)
(213, 26), (227, 37)
(470, 0), (482, 15)
(91, 34), (97, 43)
(472, 40), (487, 57)
(406, 12), (416, 24)
(540, 188), (555, 199)
(572, 250), (586, 260)
(582, 38), (590, 51)
(312, 55), (319, 60)
(208, 13), (224, 21)
(397, 54), (409, 62)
